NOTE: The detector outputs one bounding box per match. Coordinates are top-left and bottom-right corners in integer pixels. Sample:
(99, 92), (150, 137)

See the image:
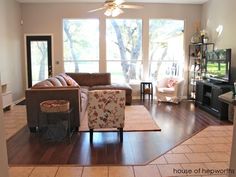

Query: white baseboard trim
(14, 97), (25, 105)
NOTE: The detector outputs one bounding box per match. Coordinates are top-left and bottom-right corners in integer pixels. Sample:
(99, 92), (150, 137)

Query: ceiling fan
(88, 0), (143, 17)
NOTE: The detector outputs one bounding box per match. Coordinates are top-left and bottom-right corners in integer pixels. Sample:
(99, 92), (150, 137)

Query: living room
(0, 0), (236, 177)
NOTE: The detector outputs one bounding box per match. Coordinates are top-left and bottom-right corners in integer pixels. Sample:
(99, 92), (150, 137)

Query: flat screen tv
(206, 49), (231, 83)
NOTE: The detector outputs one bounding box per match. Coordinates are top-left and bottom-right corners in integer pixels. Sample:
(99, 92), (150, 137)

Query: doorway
(26, 35), (52, 88)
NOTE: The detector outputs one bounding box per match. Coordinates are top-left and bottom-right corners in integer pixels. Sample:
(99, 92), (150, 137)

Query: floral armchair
(87, 90), (126, 142)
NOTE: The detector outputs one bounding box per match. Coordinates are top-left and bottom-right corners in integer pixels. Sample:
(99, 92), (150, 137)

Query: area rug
(3, 105), (160, 140)
(79, 105), (161, 132)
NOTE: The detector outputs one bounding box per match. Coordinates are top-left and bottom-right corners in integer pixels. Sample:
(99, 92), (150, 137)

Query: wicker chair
(87, 90), (126, 142)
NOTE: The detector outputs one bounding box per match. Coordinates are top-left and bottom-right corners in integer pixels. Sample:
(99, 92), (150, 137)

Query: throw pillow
(167, 79), (177, 88)
(59, 73), (79, 86)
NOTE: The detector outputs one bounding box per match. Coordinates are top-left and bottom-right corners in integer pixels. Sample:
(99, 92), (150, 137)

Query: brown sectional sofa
(25, 73), (132, 132)
(66, 73), (132, 105)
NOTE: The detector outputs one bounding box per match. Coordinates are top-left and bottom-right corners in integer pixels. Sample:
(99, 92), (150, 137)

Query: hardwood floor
(7, 100), (231, 165)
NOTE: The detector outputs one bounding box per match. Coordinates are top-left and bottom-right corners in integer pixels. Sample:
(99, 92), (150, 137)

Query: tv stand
(207, 78), (227, 85)
(195, 80), (232, 120)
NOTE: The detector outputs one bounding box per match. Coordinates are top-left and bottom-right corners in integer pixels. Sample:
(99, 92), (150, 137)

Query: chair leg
(119, 128), (123, 142)
(89, 129), (93, 143)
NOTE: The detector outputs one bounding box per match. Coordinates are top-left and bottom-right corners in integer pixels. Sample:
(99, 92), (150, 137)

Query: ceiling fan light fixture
(89, 0), (143, 17)
(104, 6), (123, 17)
(111, 7), (123, 17)
(104, 8), (112, 16)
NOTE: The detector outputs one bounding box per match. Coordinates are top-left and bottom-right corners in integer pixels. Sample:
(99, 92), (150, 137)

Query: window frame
(106, 18), (143, 83)
(62, 18), (100, 73)
(148, 19), (185, 80)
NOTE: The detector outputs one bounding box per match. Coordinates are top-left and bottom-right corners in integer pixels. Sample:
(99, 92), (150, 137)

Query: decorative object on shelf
(191, 21), (201, 44)
(191, 31), (201, 44)
(200, 29), (209, 43)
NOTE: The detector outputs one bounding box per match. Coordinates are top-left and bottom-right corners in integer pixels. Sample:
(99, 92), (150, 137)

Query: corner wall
(0, 0), (25, 102)
(202, 0), (236, 174)
(0, 75), (9, 177)
(202, 0), (236, 82)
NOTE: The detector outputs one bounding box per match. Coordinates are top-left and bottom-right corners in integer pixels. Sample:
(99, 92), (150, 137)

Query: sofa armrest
(25, 88), (81, 129)
(157, 78), (168, 88)
(31, 86), (80, 89)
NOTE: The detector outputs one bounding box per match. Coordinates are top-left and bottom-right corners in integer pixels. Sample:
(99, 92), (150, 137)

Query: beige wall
(202, 0), (236, 174)
(202, 0), (236, 82)
(0, 0), (25, 102)
(0, 0), (23, 174)
(0, 75), (9, 177)
(21, 2), (202, 95)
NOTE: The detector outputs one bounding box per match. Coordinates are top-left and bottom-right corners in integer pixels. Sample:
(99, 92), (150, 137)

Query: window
(106, 19), (142, 83)
(63, 19), (99, 72)
(149, 19), (184, 80)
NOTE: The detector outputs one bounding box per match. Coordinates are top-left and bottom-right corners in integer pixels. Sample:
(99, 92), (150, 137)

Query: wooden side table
(140, 82), (153, 100)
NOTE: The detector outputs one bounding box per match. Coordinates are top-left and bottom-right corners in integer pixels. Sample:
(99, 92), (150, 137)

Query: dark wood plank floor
(7, 100), (231, 165)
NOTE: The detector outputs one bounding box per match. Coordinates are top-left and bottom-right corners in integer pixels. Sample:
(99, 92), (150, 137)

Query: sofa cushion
(47, 78), (63, 87)
(90, 83), (132, 95)
(66, 73), (91, 86)
(59, 73), (79, 86)
(66, 73), (111, 87)
(89, 73), (111, 86)
(32, 73), (79, 88)
(158, 87), (175, 93)
(32, 80), (54, 88)
(55, 75), (68, 86)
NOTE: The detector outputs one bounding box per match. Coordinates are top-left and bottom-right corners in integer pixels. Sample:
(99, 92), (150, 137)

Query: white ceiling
(16, 0), (208, 4)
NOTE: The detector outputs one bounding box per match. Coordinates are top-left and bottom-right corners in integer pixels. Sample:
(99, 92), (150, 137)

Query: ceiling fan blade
(88, 7), (106, 13)
(114, 0), (125, 5)
(120, 4), (143, 9)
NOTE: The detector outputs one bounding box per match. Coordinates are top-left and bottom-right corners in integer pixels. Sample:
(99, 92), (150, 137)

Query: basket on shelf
(40, 100), (70, 113)
(144, 88), (151, 94)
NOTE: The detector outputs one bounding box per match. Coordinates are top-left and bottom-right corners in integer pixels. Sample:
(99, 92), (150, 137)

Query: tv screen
(206, 49), (231, 83)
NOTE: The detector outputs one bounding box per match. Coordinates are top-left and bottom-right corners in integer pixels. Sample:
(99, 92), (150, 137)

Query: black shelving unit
(187, 43), (214, 100)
